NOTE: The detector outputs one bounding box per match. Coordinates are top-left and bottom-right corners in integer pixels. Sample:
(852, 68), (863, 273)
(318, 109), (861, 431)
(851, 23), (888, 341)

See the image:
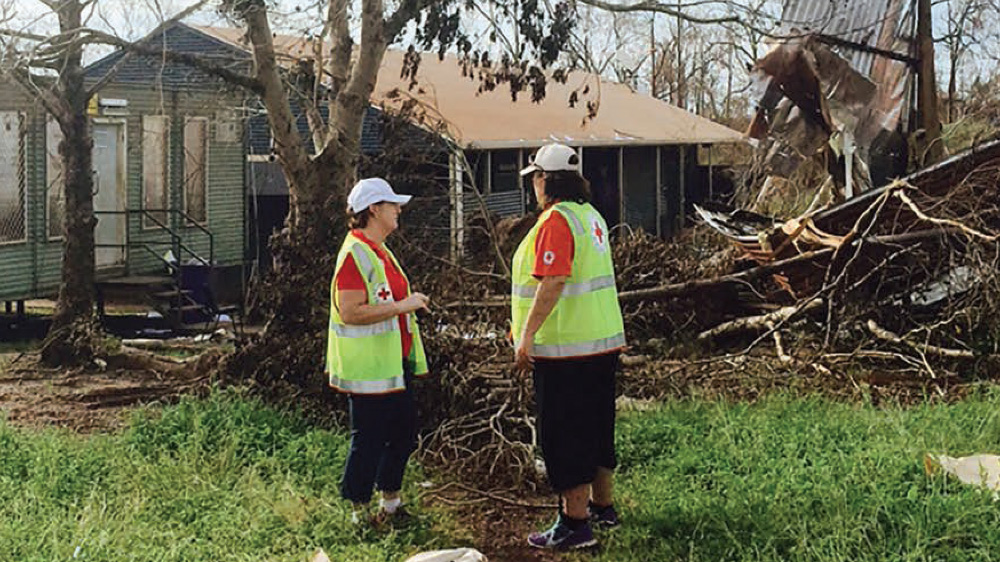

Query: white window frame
(46, 117), (65, 241)
(0, 111), (26, 246)
(142, 115), (171, 230)
(182, 116), (209, 225)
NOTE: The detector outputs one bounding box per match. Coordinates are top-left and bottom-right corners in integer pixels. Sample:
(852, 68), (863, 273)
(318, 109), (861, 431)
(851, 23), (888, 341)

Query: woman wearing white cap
(511, 143), (626, 550)
(326, 177), (431, 525)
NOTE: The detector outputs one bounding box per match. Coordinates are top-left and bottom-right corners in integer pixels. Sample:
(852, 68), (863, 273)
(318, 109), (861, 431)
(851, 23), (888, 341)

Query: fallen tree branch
(121, 339), (212, 353)
(865, 319), (976, 359)
(450, 482), (557, 509)
(698, 298), (824, 341)
(894, 188), (998, 242)
(766, 321), (793, 363)
(441, 228), (954, 310)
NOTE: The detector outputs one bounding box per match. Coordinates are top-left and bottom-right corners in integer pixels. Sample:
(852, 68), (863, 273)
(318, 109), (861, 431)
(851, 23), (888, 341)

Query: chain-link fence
(0, 111), (25, 243)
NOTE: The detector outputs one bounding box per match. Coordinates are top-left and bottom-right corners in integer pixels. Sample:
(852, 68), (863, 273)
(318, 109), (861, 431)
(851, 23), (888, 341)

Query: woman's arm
(338, 289), (429, 325)
(515, 275), (567, 371)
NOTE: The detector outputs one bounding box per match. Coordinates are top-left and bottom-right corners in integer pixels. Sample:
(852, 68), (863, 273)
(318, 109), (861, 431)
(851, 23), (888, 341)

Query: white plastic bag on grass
(925, 453), (1000, 497)
(403, 548), (487, 562)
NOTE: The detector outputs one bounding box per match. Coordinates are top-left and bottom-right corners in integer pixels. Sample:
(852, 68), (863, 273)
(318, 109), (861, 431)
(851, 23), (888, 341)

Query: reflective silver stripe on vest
(351, 245), (378, 284)
(330, 318), (398, 338)
(511, 284), (537, 299)
(511, 275), (617, 299)
(532, 332), (626, 357)
(329, 374), (406, 394)
(556, 204), (586, 235)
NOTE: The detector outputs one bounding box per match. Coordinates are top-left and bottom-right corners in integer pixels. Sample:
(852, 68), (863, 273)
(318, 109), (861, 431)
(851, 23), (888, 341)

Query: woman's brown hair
(540, 170), (592, 204)
(347, 207), (371, 229)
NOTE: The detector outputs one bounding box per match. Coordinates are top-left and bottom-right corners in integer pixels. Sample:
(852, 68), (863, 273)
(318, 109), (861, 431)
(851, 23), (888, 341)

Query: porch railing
(93, 209), (214, 274)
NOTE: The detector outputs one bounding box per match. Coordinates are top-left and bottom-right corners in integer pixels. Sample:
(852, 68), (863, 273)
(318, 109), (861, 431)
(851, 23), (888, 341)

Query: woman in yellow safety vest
(326, 177), (430, 526)
(512, 143), (626, 551)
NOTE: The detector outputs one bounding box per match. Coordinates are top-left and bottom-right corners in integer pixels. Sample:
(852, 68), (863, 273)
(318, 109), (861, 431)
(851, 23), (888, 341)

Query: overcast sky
(2, 0), (993, 88)
(3, 0), (330, 40)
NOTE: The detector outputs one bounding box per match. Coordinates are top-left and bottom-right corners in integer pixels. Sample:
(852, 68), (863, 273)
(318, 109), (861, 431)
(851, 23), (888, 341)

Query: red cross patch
(374, 283), (393, 303)
(591, 217), (608, 251)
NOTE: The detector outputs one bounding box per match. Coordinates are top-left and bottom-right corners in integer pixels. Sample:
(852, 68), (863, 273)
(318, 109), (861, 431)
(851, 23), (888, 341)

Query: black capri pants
(532, 352), (619, 492)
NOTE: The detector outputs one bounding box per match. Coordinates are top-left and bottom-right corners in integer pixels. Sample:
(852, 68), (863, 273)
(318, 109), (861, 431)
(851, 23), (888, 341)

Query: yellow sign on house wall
(87, 96), (99, 116)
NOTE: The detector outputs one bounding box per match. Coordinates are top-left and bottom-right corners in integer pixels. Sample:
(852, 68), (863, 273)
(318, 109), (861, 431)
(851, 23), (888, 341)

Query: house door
(92, 123), (125, 268)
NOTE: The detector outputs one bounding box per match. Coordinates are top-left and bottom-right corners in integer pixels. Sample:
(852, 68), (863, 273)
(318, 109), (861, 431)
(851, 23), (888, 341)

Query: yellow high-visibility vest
(326, 232), (428, 393)
(511, 201), (625, 357)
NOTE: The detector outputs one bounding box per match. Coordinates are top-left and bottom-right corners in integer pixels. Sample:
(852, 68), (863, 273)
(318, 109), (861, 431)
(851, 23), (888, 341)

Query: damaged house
(746, 0), (922, 204)
(691, 0), (1000, 358)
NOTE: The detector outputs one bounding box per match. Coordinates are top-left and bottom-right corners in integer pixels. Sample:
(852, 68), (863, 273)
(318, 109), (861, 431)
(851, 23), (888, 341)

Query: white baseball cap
(347, 178), (412, 213)
(519, 143), (581, 176)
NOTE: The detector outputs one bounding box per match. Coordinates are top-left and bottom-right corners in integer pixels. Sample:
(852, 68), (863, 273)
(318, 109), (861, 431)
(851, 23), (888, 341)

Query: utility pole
(916, 0), (944, 164)
(650, 13), (657, 98)
(675, 0), (685, 108)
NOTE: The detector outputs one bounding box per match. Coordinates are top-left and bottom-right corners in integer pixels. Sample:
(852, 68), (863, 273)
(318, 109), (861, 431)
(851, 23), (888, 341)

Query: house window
(183, 117), (208, 224)
(0, 111), (25, 244)
(142, 115), (169, 227)
(465, 150), (488, 193)
(214, 110), (239, 144)
(46, 119), (64, 239)
(490, 149), (520, 192)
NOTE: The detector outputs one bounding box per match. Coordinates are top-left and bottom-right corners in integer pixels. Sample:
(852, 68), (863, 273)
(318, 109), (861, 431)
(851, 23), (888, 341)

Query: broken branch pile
(691, 140), (1000, 394)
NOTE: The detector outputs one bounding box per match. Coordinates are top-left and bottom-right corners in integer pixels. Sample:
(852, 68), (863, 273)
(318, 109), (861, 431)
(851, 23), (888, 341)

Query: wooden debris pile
(688, 139), (1000, 394)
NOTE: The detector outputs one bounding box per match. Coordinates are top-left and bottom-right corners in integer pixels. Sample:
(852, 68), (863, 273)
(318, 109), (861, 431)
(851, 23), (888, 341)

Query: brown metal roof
(194, 25), (745, 149)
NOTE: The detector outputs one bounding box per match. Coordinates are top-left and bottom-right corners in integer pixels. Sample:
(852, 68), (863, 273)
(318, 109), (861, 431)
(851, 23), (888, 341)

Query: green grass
(581, 392), (1000, 562)
(6, 388), (1000, 561)
(0, 389), (463, 562)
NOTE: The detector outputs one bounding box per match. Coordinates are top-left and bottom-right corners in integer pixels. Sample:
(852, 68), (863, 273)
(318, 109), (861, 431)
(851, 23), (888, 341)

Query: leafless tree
(937, 0), (1000, 122)
(0, 0), (205, 367)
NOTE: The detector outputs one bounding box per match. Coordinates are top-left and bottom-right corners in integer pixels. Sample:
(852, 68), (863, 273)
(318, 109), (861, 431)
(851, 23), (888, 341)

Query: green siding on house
(96, 84), (246, 277)
(0, 79), (246, 303)
(0, 82), (47, 302)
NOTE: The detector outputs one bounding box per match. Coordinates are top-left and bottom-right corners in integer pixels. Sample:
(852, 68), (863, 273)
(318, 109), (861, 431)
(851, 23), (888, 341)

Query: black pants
(340, 368), (417, 504)
(533, 352), (619, 492)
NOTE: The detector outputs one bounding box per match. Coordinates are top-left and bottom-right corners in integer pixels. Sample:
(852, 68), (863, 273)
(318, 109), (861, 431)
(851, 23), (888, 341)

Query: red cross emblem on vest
(591, 216), (608, 251)
(374, 283), (393, 303)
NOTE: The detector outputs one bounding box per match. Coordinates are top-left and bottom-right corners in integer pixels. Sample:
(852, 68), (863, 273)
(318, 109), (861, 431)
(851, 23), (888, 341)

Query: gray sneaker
(527, 515), (597, 550)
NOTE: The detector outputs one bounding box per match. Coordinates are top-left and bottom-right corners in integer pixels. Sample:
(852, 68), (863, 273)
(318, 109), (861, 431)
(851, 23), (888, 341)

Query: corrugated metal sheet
(776, 0), (917, 155)
(779, 0), (914, 77)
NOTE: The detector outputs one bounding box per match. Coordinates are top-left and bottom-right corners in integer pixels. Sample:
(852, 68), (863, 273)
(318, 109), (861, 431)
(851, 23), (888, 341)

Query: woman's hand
(338, 290), (428, 324)
(398, 292), (430, 314)
(515, 337), (534, 374)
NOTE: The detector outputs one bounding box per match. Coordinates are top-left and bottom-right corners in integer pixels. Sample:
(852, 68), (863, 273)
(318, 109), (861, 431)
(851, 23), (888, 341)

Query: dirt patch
(0, 351), (216, 433)
(420, 485), (569, 562)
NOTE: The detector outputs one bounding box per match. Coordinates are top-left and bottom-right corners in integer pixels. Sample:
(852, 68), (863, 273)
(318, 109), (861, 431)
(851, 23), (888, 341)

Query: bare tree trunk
(40, 0), (104, 367)
(917, 0), (944, 163)
(224, 0), (386, 386)
(948, 51), (958, 122)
